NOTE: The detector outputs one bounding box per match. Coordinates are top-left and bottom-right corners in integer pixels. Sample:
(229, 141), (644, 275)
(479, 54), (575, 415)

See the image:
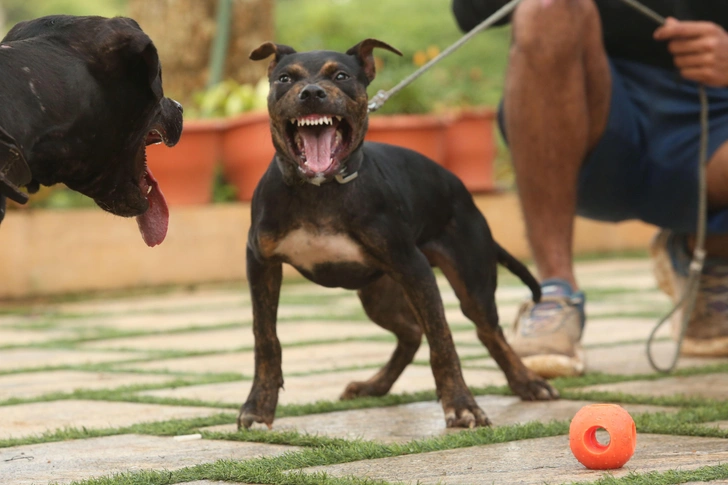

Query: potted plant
(444, 107), (497, 193)
(216, 79), (273, 201)
(145, 117), (225, 206)
(365, 76), (450, 166)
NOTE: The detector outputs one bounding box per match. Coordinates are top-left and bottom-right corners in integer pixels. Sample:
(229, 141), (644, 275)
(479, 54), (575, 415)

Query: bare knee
(511, 0), (600, 63)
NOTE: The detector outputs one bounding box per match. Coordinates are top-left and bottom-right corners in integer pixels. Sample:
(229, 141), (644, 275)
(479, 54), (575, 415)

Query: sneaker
(650, 229), (728, 356)
(508, 279), (586, 378)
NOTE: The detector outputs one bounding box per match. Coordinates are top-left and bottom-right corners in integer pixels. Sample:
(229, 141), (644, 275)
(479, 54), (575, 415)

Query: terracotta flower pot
(444, 108), (497, 193)
(146, 118), (225, 205)
(221, 111), (275, 202)
(365, 114), (449, 165)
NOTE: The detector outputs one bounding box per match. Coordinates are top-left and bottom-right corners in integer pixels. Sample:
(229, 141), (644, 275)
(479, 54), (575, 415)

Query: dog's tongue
(136, 167), (169, 247)
(299, 125), (336, 173)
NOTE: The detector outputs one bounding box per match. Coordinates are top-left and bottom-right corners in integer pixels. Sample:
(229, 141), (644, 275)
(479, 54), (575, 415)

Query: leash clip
(335, 171), (358, 184)
(367, 90), (389, 113)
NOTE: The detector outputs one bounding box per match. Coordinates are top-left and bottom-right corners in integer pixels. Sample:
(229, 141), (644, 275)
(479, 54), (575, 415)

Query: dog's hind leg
(424, 209), (559, 401)
(341, 275), (423, 400)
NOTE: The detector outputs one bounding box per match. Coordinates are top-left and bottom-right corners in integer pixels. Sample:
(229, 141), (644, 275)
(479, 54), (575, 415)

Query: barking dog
(240, 39), (559, 429)
(0, 15), (183, 246)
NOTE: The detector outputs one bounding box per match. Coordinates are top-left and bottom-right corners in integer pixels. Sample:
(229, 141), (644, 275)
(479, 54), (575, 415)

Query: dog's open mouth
(286, 114), (352, 178)
(135, 128), (170, 248)
(145, 128), (167, 146)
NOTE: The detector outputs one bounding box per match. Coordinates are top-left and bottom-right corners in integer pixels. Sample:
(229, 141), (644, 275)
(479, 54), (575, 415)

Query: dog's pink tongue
(300, 125), (336, 173)
(136, 167), (169, 247)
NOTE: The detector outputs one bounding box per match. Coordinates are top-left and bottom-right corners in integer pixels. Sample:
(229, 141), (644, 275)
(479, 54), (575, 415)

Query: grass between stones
(58, 417), (728, 485)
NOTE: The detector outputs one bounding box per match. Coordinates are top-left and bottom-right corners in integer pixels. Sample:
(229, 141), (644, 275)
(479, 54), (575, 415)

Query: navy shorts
(499, 58), (728, 234)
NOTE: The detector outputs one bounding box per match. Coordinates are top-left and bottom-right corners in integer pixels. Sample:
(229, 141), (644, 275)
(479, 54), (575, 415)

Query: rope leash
(369, 0), (709, 373)
(614, 1), (710, 373)
(646, 87), (709, 373)
(367, 0), (523, 113)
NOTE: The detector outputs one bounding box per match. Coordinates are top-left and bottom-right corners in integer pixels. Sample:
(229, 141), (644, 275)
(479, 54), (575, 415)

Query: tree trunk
(128, 0), (273, 107)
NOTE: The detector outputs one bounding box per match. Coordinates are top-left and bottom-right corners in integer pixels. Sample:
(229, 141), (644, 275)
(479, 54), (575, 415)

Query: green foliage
(189, 79), (269, 120)
(275, 0), (512, 114)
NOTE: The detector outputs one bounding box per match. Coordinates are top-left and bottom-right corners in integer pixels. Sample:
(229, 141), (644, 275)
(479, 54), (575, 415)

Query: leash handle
(368, 0), (523, 112)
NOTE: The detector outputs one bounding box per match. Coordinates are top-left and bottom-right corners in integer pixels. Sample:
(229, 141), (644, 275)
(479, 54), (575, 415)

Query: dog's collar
(335, 171), (358, 184)
(304, 149), (363, 187)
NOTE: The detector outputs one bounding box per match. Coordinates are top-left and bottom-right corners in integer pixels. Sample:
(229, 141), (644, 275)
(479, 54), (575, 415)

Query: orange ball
(569, 404), (636, 470)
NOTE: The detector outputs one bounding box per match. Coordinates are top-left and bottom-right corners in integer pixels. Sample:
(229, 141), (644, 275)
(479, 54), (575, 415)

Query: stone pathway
(2, 257), (728, 484)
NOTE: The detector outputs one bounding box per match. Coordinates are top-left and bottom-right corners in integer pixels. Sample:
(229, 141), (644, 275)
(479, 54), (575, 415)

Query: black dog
(241, 39), (558, 429)
(0, 15), (183, 246)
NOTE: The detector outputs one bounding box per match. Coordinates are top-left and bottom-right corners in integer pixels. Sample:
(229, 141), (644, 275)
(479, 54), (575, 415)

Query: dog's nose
(172, 99), (183, 113)
(299, 84), (327, 102)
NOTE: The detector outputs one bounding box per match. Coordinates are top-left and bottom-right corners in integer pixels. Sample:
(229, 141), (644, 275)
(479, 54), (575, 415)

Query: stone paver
(463, 341), (728, 375)
(0, 434), (295, 485)
(205, 396), (672, 443)
(184, 482), (247, 485)
(0, 371), (176, 400)
(0, 349), (146, 371)
(578, 373), (728, 400)
(0, 328), (74, 345)
(71, 307), (250, 331)
(121, 341), (487, 375)
(53, 289), (248, 315)
(305, 434), (728, 484)
(140, 366), (507, 406)
(581, 317), (660, 346)
(4, 256), (728, 485)
(82, 321), (389, 352)
(0, 400), (225, 439)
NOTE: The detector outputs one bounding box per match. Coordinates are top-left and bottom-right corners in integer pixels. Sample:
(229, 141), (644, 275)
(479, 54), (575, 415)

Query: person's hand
(654, 17), (728, 87)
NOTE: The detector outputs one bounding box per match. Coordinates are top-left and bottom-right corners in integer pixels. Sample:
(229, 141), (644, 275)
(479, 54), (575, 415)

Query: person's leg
(504, 0), (611, 290)
(701, 142), (728, 255)
(502, 0), (613, 378)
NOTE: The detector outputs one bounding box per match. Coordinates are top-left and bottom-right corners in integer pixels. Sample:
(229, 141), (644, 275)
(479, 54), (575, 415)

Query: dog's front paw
(443, 397), (492, 428)
(237, 400), (276, 430)
(511, 372), (560, 401)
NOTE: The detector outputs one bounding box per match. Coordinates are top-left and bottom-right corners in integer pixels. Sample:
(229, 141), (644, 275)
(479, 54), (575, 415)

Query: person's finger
(674, 52), (715, 69)
(680, 66), (721, 86)
(668, 37), (717, 55)
(655, 18), (717, 41)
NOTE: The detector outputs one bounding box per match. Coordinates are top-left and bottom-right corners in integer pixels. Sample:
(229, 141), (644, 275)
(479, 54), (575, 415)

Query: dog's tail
(496, 243), (541, 303)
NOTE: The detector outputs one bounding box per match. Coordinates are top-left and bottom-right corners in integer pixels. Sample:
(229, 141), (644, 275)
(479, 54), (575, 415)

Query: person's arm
(452, 0), (513, 32)
(654, 17), (728, 87)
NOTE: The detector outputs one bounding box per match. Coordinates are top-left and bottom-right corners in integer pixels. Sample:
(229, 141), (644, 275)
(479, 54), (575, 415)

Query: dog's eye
(334, 72), (350, 81)
(278, 74), (291, 83)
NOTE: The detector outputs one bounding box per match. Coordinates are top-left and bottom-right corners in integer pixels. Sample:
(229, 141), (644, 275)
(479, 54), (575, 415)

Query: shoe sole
(521, 346), (586, 379)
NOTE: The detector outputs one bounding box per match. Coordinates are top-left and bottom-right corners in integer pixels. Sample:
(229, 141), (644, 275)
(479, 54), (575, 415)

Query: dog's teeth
(336, 116), (342, 121)
(290, 118), (296, 124)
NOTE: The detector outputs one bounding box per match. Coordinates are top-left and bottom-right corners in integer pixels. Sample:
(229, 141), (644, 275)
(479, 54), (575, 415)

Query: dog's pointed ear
(346, 39), (402, 83)
(250, 42), (297, 76)
(94, 17), (163, 99)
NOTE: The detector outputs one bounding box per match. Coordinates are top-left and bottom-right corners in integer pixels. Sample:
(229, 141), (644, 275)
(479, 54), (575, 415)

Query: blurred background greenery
(1, 0), (513, 208)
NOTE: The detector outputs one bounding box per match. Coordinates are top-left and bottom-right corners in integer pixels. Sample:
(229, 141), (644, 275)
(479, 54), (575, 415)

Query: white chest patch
(273, 228), (365, 271)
